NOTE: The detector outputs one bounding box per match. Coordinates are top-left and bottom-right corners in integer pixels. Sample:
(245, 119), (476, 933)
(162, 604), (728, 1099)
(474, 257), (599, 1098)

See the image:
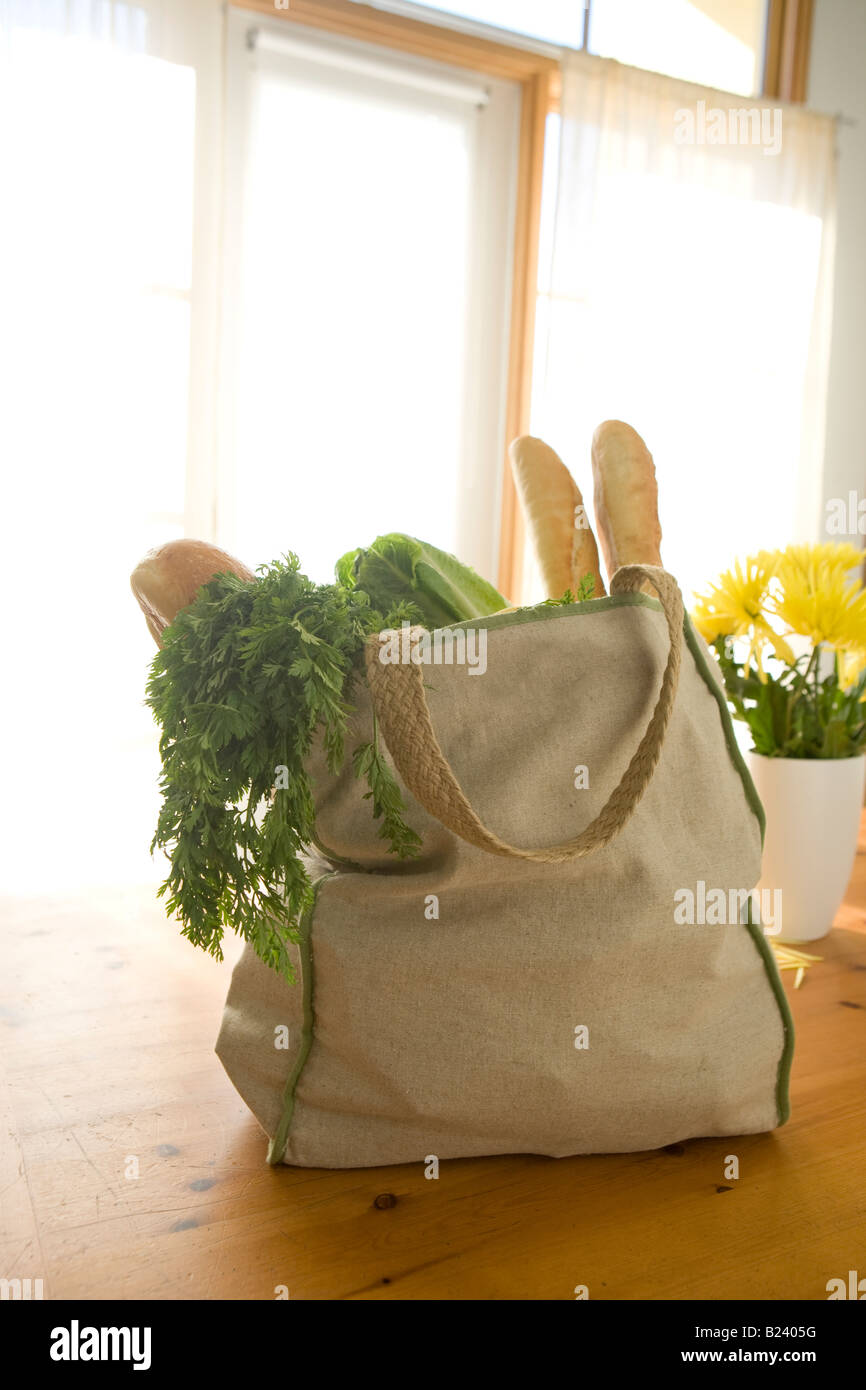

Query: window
(363, 1), (772, 96)
(0, 0), (824, 898)
(0, 5), (196, 889)
(526, 60), (835, 606)
(384, 0), (587, 47)
(219, 11), (521, 585)
(588, 0), (769, 97)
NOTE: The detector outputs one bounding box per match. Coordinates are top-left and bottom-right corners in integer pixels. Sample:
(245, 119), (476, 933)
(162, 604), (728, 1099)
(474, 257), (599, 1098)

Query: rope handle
(363, 564), (684, 862)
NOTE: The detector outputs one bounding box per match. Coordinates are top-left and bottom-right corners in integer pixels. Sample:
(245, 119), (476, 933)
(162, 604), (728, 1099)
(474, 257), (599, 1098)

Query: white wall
(808, 0), (866, 519)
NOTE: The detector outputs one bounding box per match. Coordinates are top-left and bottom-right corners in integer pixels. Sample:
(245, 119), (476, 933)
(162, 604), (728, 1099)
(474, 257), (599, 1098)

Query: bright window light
(225, 49), (479, 583)
(589, 0), (768, 97)
(369, 1), (586, 47)
(529, 117), (826, 608)
(0, 19), (195, 889)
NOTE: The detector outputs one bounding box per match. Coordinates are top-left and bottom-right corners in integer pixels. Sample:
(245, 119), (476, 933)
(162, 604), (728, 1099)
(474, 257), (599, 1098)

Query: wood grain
(763, 0), (816, 103)
(1, 830), (864, 1300)
(498, 66), (549, 603)
(234, 0), (559, 83)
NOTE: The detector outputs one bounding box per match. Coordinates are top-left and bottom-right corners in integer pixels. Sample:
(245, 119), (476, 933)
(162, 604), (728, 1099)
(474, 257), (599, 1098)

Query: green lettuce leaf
(337, 533), (507, 627)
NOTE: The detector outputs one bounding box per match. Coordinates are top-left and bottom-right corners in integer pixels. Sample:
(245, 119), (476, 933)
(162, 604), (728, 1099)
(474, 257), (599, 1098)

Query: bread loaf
(591, 421), (662, 588)
(130, 539), (255, 646)
(509, 435), (606, 600)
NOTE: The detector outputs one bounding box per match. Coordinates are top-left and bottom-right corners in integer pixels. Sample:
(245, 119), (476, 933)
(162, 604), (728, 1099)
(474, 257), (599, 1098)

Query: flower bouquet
(693, 543), (866, 941)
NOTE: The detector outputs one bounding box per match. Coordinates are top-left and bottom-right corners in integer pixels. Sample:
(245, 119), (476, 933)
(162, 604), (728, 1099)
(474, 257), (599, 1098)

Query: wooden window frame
(236, 0), (553, 599)
(763, 0), (815, 103)
(234, 0), (814, 599)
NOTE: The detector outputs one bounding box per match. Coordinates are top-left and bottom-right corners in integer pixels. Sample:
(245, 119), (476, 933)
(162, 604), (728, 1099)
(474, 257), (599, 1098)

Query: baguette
(130, 539), (255, 647)
(509, 435), (606, 600)
(591, 421), (662, 589)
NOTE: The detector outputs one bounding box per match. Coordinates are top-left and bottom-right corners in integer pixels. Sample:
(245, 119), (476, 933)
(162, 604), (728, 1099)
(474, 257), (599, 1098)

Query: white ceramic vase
(747, 752), (866, 943)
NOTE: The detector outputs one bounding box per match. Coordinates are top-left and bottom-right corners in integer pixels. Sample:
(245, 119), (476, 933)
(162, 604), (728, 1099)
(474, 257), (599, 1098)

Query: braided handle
(364, 565), (684, 862)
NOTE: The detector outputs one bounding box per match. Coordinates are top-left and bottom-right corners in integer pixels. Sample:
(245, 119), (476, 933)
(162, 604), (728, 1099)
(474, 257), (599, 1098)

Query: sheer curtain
(528, 52), (837, 606)
(219, 13), (519, 588)
(0, 0), (218, 892)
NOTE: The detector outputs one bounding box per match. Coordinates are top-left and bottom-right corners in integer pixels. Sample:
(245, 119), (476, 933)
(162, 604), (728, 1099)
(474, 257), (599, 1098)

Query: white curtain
(0, 0), (219, 891)
(219, 12), (519, 589)
(528, 52), (837, 606)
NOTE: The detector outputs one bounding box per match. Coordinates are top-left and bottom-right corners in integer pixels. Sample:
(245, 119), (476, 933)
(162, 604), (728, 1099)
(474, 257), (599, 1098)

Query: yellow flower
(777, 542), (863, 583)
(772, 549), (866, 651)
(839, 646), (866, 693)
(692, 554), (794, 675)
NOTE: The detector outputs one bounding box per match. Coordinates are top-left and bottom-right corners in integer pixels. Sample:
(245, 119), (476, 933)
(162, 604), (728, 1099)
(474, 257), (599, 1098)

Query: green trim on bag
(455, 594), (766, 847)
(741, 898), (795, 1126)
(454, 591), (661, 633)
(679, 617), (788, 1119)
(267, 872), (337, 1166)
(455, 593), (788, 1122)
(681, 614), (766, 846)
(305, 592), (787, 1134)
(310, 598), (661, 865)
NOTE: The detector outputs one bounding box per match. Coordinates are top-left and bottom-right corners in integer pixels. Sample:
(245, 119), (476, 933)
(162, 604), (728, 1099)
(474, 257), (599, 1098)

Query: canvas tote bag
(216, 565), (794, 1168)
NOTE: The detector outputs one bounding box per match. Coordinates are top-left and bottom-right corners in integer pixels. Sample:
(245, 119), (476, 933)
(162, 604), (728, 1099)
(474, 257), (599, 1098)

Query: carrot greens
(146, 537), (506, 980)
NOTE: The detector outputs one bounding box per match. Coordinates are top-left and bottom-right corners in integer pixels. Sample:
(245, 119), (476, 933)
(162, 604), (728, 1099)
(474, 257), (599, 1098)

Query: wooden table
(2, 829), (865, 1302)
